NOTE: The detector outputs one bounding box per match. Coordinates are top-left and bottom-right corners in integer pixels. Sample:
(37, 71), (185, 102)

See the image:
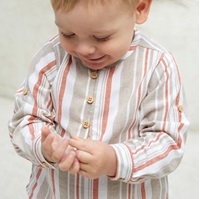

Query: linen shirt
(8, 30), (190, 199)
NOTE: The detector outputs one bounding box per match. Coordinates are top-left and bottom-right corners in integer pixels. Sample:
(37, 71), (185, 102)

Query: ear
(135, 0), (152, 24)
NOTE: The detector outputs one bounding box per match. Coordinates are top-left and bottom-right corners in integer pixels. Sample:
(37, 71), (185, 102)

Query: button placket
(80, 70), (98, 137)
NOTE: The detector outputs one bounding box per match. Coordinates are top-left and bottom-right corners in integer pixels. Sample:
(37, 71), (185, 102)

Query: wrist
(107, 145), (117, 177)
(44, 156), (56, 165)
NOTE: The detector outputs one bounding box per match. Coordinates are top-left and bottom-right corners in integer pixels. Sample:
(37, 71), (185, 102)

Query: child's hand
(69, 137), (117, 179)
(41, 126), (80, 173)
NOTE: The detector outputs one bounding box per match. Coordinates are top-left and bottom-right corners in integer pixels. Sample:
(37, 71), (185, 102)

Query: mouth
(81, 55), (106, 64)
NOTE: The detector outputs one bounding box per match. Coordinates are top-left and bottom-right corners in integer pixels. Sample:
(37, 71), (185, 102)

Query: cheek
(60, 38), (74, 54)
(105, 39), (131, 59)
(116, 35), (133, 55)
(106, 31), (133, 55)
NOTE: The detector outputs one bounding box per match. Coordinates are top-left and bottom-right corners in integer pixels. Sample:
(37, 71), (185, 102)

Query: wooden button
(23, 88), (28, 95)
(178, 105), (184, 112)
(90, 72), (98, 79)
(87, 96), (94, 104)
(82, 121), (91, 129)
(42, 162), (49, 168)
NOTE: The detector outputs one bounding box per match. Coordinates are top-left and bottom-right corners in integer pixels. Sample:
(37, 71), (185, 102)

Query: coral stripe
(141, 183), (146, 199)
(128, 49), (149, 138)
(60, 128), (66, 138)
(93, 179), (99, 199)
(76, 174), (80, 199)
(29, 168), (42, 198)
(100, 67), (115, 141)
(128, 184), (131, 199)
(161, 59), (169, 132)
(57, 57), (72, 123)
(32, 60), (56, 111)
(52, 170), (56, 196)
(134, 141), (181, 172)
(28, 60), (56, 139)
(129, 46), (136, 51)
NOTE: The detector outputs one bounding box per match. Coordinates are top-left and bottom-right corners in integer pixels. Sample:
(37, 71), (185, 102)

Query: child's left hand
(69, 137), (117, 179)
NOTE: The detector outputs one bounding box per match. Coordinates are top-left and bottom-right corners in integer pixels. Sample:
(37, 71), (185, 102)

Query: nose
(75, 40), (96, 56)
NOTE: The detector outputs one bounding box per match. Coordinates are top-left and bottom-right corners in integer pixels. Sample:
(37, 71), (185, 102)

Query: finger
(79, 162), (90, 172)
(41, 133), (55, 162)
(69, 158), (80, 174)
(65, 145), (76, 154)
(49, 126), (63, 144)
(78, 170), (88, 178)
(59, 150), (77, 171)
(42, 133), (55, 150)
(72, 136), (83, 141)
(69, 138), (95, 153)
(41, 126), (51, 142)
(78, 169), (95, 179)
(76, 150), (92, 163)
(52, 138), (69, 163)
(68, 138), (82, 150)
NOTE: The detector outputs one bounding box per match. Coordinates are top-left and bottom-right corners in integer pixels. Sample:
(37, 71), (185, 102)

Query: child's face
(54, 1), (137, 70)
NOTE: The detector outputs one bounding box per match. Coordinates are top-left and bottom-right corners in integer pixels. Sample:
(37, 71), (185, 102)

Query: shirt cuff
(33, 134), (56, 169)
(110, 143), (133, 182)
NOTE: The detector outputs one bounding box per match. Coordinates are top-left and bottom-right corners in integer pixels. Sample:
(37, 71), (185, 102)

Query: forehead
(54, 1), (135, 35)
(51, 0), (136, 12)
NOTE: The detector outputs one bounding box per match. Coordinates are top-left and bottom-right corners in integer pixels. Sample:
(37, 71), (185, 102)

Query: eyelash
(61, 32), (75, 39)
(61, 32), (110, 42)
(94, 36), (110, 42)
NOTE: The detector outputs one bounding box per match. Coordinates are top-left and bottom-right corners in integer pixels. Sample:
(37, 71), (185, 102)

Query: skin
(42, 0), (152, 179)
(42, 126), (80, 173)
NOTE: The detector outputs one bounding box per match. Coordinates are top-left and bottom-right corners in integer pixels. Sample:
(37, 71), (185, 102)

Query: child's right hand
(41, 126), (80, 173)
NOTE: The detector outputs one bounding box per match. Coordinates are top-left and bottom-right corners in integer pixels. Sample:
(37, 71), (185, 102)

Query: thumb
(41, 125), (51, 142)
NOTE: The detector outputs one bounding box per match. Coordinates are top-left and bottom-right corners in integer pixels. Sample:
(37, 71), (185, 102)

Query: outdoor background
(0, 0), (198, 198)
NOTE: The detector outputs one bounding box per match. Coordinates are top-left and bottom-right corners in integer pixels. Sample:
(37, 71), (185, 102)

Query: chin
(82, 61), (106, 70)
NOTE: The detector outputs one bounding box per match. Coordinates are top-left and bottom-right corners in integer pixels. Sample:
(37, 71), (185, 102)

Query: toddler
(8, 0), (190, 198)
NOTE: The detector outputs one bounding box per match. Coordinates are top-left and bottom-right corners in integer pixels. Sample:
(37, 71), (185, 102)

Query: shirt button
(178, 105), (184, 112)
(90, 71), (98, 79)
(42, 162), (49, 168)
(23, 88), (28, 95)
(82, 121), (91, 129)
(118, 178), (125, 182)
(87, 96), (94, 104)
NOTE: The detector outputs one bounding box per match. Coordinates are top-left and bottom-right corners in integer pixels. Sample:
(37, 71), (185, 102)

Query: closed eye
(61, 32), (76, 39)
(94, 35), (110, 42)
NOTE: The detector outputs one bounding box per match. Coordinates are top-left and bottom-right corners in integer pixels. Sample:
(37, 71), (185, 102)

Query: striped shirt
(8, 30), (190, 199)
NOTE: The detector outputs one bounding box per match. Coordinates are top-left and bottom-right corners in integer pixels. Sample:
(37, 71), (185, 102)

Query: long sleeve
(8, 41), (58, 168)
(111, 52), (190, 183)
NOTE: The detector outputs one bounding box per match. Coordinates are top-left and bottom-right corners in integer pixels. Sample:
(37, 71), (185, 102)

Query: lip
(81, 55), (106, 64)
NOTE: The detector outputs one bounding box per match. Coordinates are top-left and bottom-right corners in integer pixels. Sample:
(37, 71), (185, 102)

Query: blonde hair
(50, 0), (138, 12)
